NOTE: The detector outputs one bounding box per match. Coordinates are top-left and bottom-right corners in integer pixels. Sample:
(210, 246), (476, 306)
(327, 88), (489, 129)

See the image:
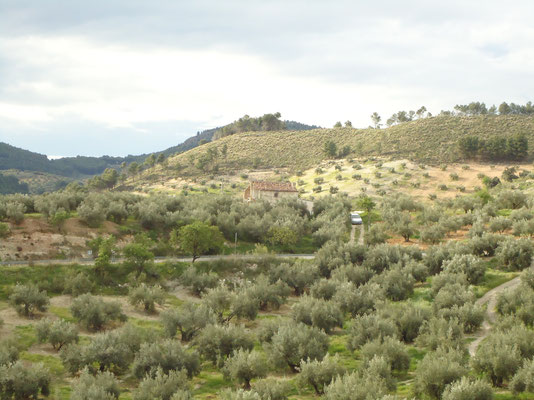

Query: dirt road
(350, 224), (365, 245)
(468, 275), (522, 357)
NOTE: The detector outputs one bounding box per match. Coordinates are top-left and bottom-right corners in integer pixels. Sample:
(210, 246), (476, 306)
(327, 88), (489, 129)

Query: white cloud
(1, 1), (534, 155)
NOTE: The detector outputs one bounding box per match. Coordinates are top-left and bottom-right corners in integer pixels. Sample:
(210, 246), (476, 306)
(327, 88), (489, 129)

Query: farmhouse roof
(251, 181), (298, 192)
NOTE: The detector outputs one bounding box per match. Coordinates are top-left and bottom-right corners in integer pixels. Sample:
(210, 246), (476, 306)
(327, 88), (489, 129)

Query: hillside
(169, 114), (534, 171)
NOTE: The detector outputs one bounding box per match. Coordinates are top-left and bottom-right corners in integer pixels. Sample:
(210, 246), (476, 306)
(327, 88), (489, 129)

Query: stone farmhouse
(243, 181), (298, 202)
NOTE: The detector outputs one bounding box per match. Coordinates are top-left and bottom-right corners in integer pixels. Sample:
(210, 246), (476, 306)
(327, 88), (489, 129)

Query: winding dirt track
(468, 275), (522, 356)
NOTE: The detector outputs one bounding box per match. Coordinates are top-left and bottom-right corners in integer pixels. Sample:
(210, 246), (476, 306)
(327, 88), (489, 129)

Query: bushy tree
(35, 318), (78, 350)
(246, 274), (290, 310)
(360, 337), (410, 372)
(268, 321), (329, 372)
(472, 324), (534, 386)
(438, 303), (484, 333)
(416, 317), (464, 351)
(71, 294), (127, 331)
(172, 221), (224, 262)
(0, 339), (19, 366)
(129, 284), (166, 313)
(60, 331), (133, 375)
(9, 284), (49, 317)
(420, 225), (446, 244)
(496, 237), (534, 271)
(365, 224), (389, 245)
(431, 272), (468, 297)
(310, 278), (337, 300)
(510, 358), (534, 394)
(371, 267), (414, 301)
(180, 266), (219, 296)
(291, 296), (343, 333)
(442, 254), (486, 285)
(195, 324), (254, 366)
(347, 314), (399, 350)
(64, 272), (93, 297)
(251, 378), (290, 400)
(0, 361), (50, 399)
(71, 368), (120, 400)
(330, 264), (373, 287)
(441, 377), (493, 400)
(496, 285), (534, 326)
(132, 339), (200, 379)
(489, 216), (512, 233)
(133, 368), (191, 400)
(161, 303), (215, 341)
(268, 260), (318, 295)
(298, 355), (345, 395)
(333, 282), (383, 317)
(379, 303), (430, 343)
(123, 242), (154, 277)
(223, 349), (268, 389)
(414, 348), (467, 399)
(323, 367), (390, 400)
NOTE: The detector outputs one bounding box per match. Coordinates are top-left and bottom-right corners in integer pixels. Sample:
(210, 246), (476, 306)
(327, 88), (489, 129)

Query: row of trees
(458, 134), (528, 161)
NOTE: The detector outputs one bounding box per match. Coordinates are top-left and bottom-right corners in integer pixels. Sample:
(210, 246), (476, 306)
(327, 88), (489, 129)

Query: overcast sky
(1, 1), (534, 157)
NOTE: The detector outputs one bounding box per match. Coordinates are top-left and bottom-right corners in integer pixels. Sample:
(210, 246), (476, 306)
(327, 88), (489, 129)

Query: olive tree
(298, 355), (345, 395)
(71, 294), (127, 331)
(414, 348), (467, 399)
(360, 337), (410, 372)
(35, 318), (78, 351)
(195, 324), (254, 366)
(268, 260), (318, 295)
(223, 349), (268, 389)
(60, 331), (133, 375)
(496, 237), (534, 271)
(510, 358), (534, 394)
(347, 314), (399, 350)
(442, 254), (486, 285)
(268, 321), (329, 372)
(133, 368), (191, 400)
(129, 284), (166, 314)
(333, 282), (383, 317)
(9, 284), (49, 317)
(472, 329), (526, 386)
(132, 339), (200, 379)
(180, 266), (219, 296)
(291, 296), (343, 333)
(161, 303), (215, 342)
(0, 339), (19, 366)
(71, 368), (120, 400)
(441, 377), (493, 400)
(0, 361), (50, 399)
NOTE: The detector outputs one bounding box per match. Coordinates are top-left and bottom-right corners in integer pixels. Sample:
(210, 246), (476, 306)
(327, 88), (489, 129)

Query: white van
(350, 212), (363, 225)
